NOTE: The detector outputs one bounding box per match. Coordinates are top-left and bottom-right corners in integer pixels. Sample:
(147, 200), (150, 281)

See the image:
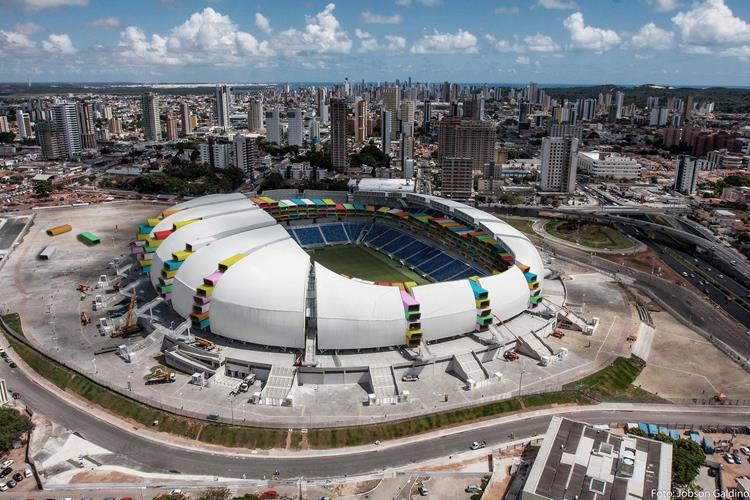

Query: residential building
(287, 109), (304, 147)
(36, 121), (65, 160)
(649, 106), (669, 127)
(309, 119), (320, 144)
(437, 116), (495, 170)
(399, 100), (415, 130)
(674, 155), (699, 194)
(521, 417), (672, 500)
(540, 135), (578, 193)
(403, 158), (414, 180)
(0, 116), (9, 133)
(577, 151), (641, 179)
(199, 138), (231, 169)
(422, 99), (432, 133)
(215, 84), (231, 130)
(355, 99), (368, 144)
(247, 98), (263, 133)
(141, 92), (161, 141)
(180, 102), (193, 135)
(614, 91), (624, 119)
(382, 86), (400, 140)
(316, 87), (328, 123)
(233, 134), (259, 175)
(52, 103), (81, 159)
(77, 101), (96, 149)
(16, 110), (31, 139)
(329, 97), (348, 172)
(165, 115), (179, 141)
(264, 108), (281, 145)
(441, 157), (473, 199)
(381, 109), (392, 155)
(108, 117), (122, 136)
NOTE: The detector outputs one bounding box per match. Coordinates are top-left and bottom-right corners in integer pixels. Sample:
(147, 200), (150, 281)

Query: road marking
(594, 315), (617, 362)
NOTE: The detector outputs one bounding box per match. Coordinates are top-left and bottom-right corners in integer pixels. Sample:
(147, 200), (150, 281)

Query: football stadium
(132, 190), (544, 352)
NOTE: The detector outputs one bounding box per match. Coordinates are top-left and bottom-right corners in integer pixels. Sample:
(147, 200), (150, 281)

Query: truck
(145, 369), (176, 385)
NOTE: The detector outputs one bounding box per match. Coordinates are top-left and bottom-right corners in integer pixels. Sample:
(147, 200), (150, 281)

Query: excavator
(111, 295), (142, 338)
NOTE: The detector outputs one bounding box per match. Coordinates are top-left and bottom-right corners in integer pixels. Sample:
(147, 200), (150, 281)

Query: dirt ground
(634, 310), (750, 401)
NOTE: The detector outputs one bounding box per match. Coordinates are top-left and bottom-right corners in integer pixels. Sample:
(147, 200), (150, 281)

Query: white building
(540, 136), (578, 193)
(141, 92), (161, 142)
(180, 102), (192, 136)
(287, 109), (304, 147)
(15, 110), (31, 139)
(199, 140), (231, 169)
(247, 98), (263, 133)
(577, 151), (641, 179)
(674, 155), (699, 194)
(264, 108), (281, 145)
(52, 103), (81, 159)
(215, 84), (231, 130)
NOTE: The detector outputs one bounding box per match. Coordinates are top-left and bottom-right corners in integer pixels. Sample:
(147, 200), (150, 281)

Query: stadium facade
(132, 191), (544, 352)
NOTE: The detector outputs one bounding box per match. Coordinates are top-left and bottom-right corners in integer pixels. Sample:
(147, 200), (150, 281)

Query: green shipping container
(78, 231), (101, 245)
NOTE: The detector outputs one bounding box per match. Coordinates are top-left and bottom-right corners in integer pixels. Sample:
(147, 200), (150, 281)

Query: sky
(1, 0), (750, 85)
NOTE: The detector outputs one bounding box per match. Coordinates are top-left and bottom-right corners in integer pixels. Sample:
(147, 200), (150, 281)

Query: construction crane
(112, 295), (141, 337)
(192, 336), (215, 351)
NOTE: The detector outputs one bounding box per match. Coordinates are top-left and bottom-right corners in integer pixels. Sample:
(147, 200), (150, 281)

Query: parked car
(724, 453), (736, 464)
(402, 374), (419, 382)
(0, 483), (7, 492)
(418, 485), (429, 496)
(470, 441), (487, 450)
(11, 473), (22, 482)
(8, 362), (16, 369)
(740, 447), (750, 456)
(23, 468), (31, 477)
(6, 479), (15, 488)
(466, 484), (483, 493)
(733, 453), (742, 464)
(0, 467), (12, 478)
(0, 460), (12, 469)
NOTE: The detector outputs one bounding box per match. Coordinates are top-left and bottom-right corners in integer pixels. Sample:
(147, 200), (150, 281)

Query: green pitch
(309, 245), (430, 285)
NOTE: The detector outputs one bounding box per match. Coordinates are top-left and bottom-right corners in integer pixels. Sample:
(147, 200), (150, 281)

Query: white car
(0, 460), (11, 469)
(724, 453), (736, 464)
(0, 484), (7, 492)
(470, 441), (487, 450)
(24, 468), (31, 478)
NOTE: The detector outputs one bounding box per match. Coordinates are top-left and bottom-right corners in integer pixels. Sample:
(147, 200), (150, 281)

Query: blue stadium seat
(381, 234), (413, 254)
(419, 253), (455, 275)
(293, 227), (325, 246)
(320, 224), (348, 244)
(392, 240), (425, 260)
(344, 223), (368, 241)
(369, 228), (401, 248)
(431, 261), (471, 281)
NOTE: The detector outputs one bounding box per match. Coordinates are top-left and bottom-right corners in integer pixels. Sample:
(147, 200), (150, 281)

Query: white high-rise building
(614, 91), (624, 119)
(215, 84), (231, 130)
(577, 151), (641, 179)
(233, 134), (259, 175)
(403, 158), (415, 180)
(199, 139), (231, 169)
(0, 116), (9, 133)
(316, 87), (328, 123)
(141, 92), (161, 141)
(264, 108), (281, 145)
(382, 86), (400, 140)
(15, 110), (31, 139)
(399, 100), (415, 129)
(247, 98), (263, 133)
(309, 119), (321, 144)
(649, 107), (669, 127)
(381, 109), (392, 155)
(180, 102), (193, 135)
(540, 135), (578, 193)
(674, 155), (699, 194)
(51, 103), (82, 159)
(355, 99), (368, 144)
(287, 109), (304, 146)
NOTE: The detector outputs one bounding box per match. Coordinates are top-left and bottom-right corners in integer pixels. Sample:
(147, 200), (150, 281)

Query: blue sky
(1, 0), (750, 85)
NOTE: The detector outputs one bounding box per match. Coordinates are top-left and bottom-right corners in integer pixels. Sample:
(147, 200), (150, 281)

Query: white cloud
(646, 0), (680, 12)
(20, 0), (87, 10)
(417, 0), (440, 5)
(89, 17), (121, 29)
(410, 29), (478, 53)
(495, 6), (520, 14)
(516, 55), (531, 64)
(118, 8), (272, 66)
(42, 33), (76, 54)
(536, 0), (578, 10)
(724, 45), (750, 60)
(272, 3), (351, 55)
(361, 11), (403, 24)
(11, 22), (43, 35)
(563, 12), (621, 52)
(630, 22), (673, 49)
(0, 30), (36, 52)
(255, 13), (272, 34)
(683, 45), (713, 54)
(355, 29), (404, 52)
(524, 33), (560, 52)
(671, 0), (750, 46)
(492, 38), (523, 53)
(394, 0), (411, 5)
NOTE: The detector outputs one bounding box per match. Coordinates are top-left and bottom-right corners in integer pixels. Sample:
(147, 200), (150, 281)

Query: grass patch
(3, 312), (659, 450)
(498, 217), (536, 237)
(564, 357), (663, 403)
(309, 244), (429, 285)
(546, 220), (634, 250)
(2, 314), (24, 337)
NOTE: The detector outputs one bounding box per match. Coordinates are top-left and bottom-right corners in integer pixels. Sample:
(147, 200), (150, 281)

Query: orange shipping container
(46, 224), (72, 236)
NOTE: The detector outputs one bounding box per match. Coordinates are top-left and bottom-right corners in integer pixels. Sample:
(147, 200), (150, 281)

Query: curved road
(2, 357), (749, 480)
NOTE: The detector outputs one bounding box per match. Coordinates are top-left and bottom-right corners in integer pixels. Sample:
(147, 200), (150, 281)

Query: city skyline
(0, 0), (749, 85)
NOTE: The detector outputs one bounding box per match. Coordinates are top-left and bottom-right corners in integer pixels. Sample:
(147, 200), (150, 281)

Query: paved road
(1, 356), (749, 480)
(0, 216), (28, 251)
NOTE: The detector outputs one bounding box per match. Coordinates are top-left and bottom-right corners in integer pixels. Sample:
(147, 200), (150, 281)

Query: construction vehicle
(76, 283), (92, 293)
(80, 312), (91, 325)
(145, 368), (176, 385)
(551, 329), (565, 339)
(627, 333), (638, 342)
(713, 392), (727, 402)
(504, 350), (519, 361)
(111, 295), (141, 338)
(193, 336), (215, 351)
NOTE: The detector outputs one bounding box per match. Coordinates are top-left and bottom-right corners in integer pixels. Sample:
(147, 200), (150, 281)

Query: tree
(34, 181), (54, 197)
(0, 132), (15, 144)
(153, 495), (188, 500)
(671, 439), (704, 486)
(0, 408), (32, 454)
(627, 427), (647, 437)
(259, 172), (288, 191)
(197, 487), (231, 500)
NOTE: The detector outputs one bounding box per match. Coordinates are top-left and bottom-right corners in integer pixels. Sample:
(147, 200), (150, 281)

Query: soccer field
(308, 245), (430, 285)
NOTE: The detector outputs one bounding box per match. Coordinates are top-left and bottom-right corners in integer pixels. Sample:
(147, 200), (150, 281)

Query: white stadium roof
(167, 193), (247, 212)
(411, 280), (477, 342)
(150, 198), (255, 236)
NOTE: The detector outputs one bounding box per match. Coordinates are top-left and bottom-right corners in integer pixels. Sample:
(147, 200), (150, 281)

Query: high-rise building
(287, 109), (304, 146)
(399, 100), (415, 129)
(247, 99), (263, 133)
(310, 119), (321, 144)
(36, 121), (65, 160)
(382, 86), (400, 140)
(355, 99), (368, 144)
(527, 82), (538, 103)
(685, 95), (694, 121)
(540, 135), (578, 193)
(422, 99), (432, 133)
(381, 109), (392, 155)
(316, 87), (328, 123)
(108, 117), (122, 135)
(614, 91), (624, 120)
(649, 106), (669, 127)
(400, 133), (414, 166)
(581, 98), (596, 121)
(264, 108), (281, 145)
(52, 103), (82, 159)
(442, 157), (473, 199)
(674, 155), (699, 194)
(77, 101), (96, 149)
(0, 116), (9, 133)
(403, 158), (415, 180)
(16, 110), (31, 139)
(165, 115), (179, 141)
(437, 117), (495, 170)
(180, 102), (193, 135)
(141, 92), (161, 141)
(233, 134), (259, 175)
(199, 138), (231, 169)
(329, 97), (348, 172)
(215, 84), (231, 130)
(463, 90), (484, 121)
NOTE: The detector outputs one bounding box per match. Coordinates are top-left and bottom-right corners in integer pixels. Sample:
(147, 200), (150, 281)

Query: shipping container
(78, 231), (101, 245)
(46, 224), (72, 236)
(38, 246), (56, 260)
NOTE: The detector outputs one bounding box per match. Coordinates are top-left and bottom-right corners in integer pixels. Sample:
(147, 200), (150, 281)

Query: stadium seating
(431, 261), (472, 281)
(320, 224), (349, 244)
(343, 223), (369, 242)
(418, 253), (455, 275)
(292, 226), (325, 246)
